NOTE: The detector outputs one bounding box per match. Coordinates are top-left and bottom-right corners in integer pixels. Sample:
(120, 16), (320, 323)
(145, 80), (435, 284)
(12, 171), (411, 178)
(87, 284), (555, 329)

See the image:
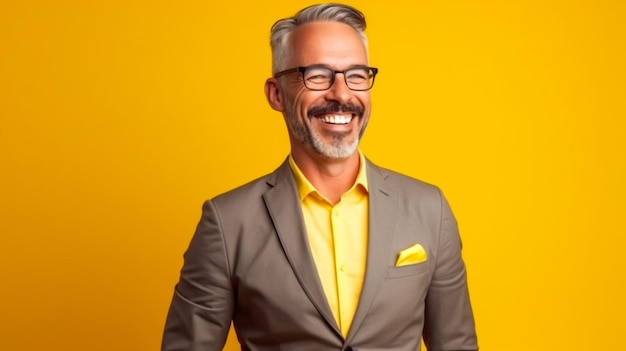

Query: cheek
(359, 96), (372, 123)
(293, 91), (325, 115)
(356, 92), (371, 107)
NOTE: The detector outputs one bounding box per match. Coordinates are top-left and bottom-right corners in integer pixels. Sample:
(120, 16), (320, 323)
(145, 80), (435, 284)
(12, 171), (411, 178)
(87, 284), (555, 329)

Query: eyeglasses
(274, 65), (378, 91)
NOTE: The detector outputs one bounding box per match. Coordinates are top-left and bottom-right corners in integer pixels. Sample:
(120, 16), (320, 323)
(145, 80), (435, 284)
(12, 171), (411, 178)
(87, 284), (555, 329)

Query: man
(162, 3), (477, 351)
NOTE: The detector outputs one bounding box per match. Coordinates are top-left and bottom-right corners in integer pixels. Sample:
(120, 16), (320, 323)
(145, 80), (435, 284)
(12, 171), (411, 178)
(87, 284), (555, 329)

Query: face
(272, 21), (371, 160)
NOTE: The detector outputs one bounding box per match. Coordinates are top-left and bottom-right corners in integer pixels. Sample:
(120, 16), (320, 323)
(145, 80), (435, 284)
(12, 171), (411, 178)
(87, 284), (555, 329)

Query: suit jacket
(162, 158), (477, 351)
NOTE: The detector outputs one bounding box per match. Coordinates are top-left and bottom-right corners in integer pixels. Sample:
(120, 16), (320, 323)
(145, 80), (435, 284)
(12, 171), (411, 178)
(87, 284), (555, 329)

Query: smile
(318, 114), (353, 125)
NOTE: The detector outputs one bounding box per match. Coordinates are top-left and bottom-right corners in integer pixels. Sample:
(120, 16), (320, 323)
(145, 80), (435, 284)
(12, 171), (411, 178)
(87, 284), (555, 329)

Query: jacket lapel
(346, 160), (398, 340)
(262, 160), (342, 337)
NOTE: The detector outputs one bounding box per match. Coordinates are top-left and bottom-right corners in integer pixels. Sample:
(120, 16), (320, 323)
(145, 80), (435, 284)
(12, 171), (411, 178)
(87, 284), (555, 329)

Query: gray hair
(269, 3), (368, 75)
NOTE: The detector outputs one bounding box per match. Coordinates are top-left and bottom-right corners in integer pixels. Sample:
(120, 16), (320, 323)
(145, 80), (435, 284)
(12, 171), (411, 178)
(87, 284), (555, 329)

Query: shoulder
(212, 174), (271, 202)
(209, 159), (294, 209)
(366, 159), (443, 200)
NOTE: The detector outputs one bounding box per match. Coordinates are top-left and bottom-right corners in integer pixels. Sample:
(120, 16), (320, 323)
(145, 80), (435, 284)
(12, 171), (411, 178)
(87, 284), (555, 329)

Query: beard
(284, 99), (368, 159)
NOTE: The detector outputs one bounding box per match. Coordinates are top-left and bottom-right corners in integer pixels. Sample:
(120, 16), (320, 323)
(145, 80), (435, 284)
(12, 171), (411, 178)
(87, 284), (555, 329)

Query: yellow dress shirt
(288, 153), (369, 337)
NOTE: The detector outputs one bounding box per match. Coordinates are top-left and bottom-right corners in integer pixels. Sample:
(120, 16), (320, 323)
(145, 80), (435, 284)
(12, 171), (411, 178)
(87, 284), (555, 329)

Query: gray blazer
(162, 158), (477, 351)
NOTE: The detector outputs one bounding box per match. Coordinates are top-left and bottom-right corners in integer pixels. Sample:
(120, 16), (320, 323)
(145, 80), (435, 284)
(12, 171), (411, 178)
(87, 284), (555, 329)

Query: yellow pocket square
(395, 243), (427, 267)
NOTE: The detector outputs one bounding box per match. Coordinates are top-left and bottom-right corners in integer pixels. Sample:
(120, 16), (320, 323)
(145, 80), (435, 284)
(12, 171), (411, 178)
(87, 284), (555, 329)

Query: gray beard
(284, 102), (361, 159)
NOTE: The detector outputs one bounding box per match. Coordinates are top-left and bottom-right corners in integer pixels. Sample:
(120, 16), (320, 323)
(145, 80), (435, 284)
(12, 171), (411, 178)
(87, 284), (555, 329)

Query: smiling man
(162, 4), (477, 351)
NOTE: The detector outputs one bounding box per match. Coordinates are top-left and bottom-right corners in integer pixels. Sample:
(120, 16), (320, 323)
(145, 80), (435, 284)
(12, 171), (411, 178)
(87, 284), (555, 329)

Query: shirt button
(340, 264), (345, 272)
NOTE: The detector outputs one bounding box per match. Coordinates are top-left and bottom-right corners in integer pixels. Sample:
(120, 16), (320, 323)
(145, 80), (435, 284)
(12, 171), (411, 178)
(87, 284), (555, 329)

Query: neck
(291, 148), (360, 204)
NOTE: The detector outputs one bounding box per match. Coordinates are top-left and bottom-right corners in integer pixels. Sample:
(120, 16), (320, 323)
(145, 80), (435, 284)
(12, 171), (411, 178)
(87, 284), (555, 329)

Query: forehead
(287, 21), (368, 68)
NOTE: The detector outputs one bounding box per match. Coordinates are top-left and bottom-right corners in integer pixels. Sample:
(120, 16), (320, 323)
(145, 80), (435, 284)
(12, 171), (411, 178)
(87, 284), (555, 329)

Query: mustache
(307, 102), (364, 118)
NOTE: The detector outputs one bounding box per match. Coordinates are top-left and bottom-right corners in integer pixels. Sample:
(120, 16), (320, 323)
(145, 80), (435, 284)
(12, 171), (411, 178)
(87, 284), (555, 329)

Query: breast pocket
(386, 261), (430, 279)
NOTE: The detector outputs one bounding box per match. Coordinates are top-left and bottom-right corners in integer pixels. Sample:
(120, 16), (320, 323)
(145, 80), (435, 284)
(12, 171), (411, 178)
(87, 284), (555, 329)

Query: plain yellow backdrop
(1, 1), (624, 350)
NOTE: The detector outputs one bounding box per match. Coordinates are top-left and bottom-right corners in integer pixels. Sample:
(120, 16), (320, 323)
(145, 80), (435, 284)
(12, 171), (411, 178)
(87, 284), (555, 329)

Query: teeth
(321, 115), (352, 124)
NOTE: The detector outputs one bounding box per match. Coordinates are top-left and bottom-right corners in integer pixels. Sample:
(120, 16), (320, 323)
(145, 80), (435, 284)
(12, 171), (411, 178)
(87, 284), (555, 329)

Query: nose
(325, 72), (353, 104)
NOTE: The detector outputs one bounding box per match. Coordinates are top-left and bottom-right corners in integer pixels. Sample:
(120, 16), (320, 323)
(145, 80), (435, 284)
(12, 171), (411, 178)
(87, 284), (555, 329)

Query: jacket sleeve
(162, 200), (234, 351)
(422, 191), (478, 351)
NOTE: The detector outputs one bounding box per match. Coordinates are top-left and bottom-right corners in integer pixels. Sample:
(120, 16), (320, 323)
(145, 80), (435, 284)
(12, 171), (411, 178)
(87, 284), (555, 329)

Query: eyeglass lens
(303, 67), (374, 91)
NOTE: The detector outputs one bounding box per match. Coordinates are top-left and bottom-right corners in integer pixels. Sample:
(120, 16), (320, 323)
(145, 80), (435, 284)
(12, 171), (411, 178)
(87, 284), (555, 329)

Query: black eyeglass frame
(273, 65), (379, 91)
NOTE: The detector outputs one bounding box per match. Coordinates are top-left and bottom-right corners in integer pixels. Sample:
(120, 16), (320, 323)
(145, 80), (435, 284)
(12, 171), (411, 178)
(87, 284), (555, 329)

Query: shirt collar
(289, 151), (369, 201)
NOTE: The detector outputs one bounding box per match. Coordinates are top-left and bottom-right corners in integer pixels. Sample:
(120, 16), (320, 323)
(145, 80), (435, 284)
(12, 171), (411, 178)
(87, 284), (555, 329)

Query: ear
(264, 77), (285, 112)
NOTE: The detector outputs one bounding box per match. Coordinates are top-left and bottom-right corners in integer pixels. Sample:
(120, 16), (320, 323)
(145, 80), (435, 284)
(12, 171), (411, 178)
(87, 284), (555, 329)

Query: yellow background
(1, 1), (624, 350)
